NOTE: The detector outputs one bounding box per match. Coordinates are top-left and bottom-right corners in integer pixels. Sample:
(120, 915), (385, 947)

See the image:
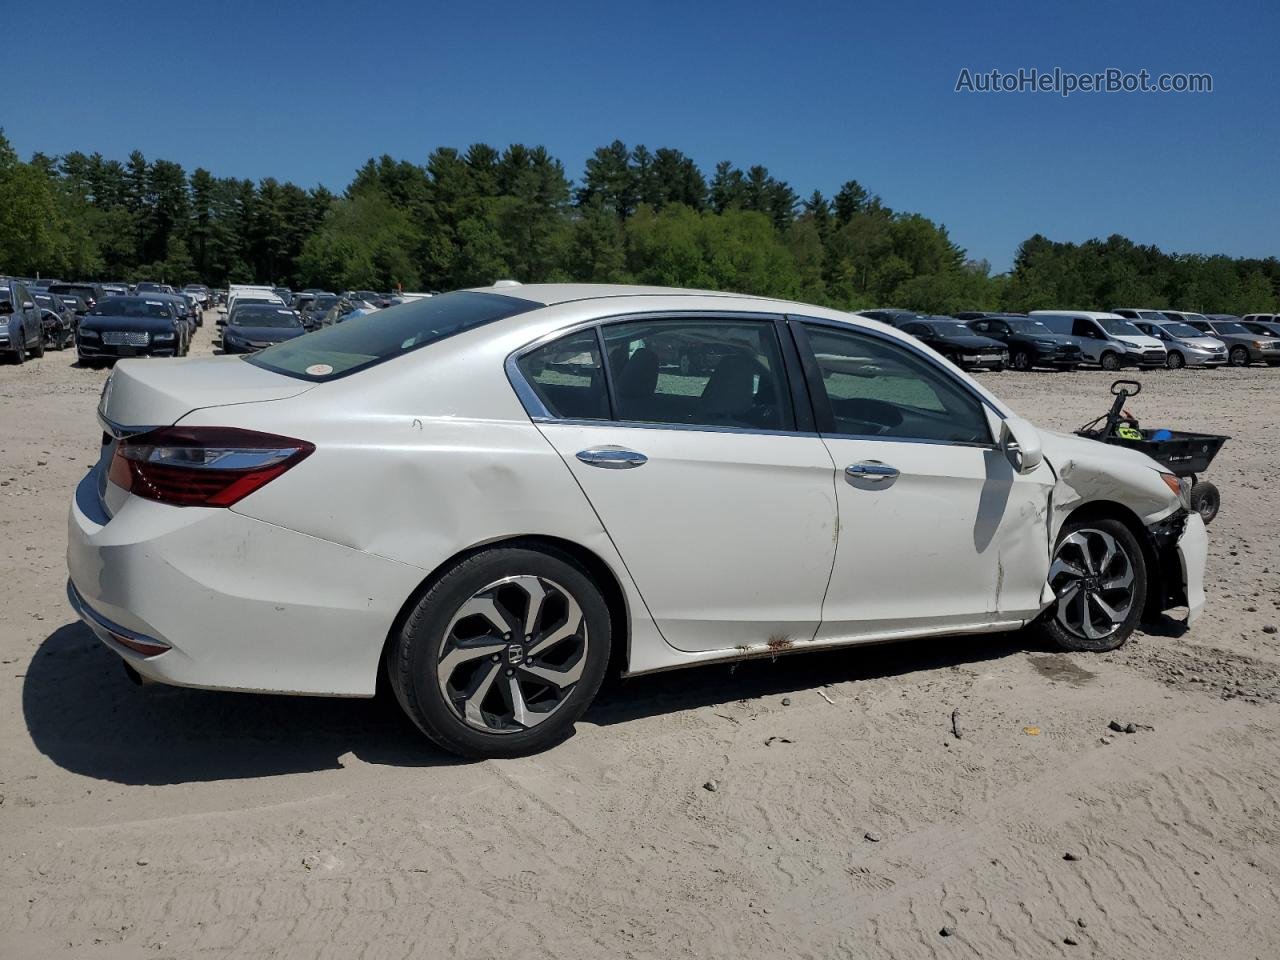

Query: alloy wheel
(436, 575), (589, 734)
(1229, 346), (1249, 367)
(1166, 351), (1184, 369)
(1048, 529), (1136, 642)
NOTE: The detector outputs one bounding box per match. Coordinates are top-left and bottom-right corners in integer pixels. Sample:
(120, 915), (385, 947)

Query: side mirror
(1000, 417), (1043, 474)
(216, 306), (228, 315)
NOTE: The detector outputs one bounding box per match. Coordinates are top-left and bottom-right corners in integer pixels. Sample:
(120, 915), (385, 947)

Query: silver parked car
(1132, 317), (1227, 369)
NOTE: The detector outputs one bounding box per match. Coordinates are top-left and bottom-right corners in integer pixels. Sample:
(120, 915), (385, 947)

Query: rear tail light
(108, 426), (314, 507)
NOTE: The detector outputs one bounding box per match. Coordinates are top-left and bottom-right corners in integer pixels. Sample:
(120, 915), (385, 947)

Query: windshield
(931, 321), (978, 338)
(1212, 321), (1249, 335)
(308, 295), (338, 310)
(1098, 318), (1143, 336)
(1005, 319), (1052, 335)
(231, 307), (302, 328)
(92, 298), (172, 319)
(1161, 322), (1203, 338)
(248, 291), (539, 382)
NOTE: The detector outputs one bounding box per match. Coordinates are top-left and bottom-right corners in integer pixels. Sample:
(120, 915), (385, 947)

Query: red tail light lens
(108, 426), (314, 507)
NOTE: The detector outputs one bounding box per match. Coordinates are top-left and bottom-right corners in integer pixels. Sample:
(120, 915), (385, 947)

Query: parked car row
(860, 306), (1280, 371)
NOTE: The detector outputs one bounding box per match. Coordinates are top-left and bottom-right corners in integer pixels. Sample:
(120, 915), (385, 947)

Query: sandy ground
(1, 315), (1278, 959)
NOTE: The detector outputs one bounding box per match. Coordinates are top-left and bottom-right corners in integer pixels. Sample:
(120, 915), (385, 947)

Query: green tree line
(0, 130), (1275, 314)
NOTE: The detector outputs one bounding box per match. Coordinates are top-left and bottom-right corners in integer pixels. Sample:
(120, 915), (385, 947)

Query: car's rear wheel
(1165, 350), (1185, 369)
(1100, 351), (1121, 371)
(389, 546), (611, 758)
(1228, 346), (1250, 366)
(1035, 518), (1146, 653)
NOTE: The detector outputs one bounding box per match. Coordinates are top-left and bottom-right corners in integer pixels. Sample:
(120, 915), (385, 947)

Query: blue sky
(5, 0), (1276, 271)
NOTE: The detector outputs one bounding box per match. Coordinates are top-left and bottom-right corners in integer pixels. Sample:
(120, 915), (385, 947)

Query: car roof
(1029, 310), (1126, 320)
(463, 283), (777, 307)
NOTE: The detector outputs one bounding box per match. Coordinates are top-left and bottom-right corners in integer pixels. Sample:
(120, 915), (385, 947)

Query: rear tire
(1034, 517), (1147, 653)
(1100, 351), (1121, 371)
(1229, 346), (1250, 367)
(1165, 351), (1185, 370)
(388, 545), (612, 759)
(1190, 481), (1220, 524)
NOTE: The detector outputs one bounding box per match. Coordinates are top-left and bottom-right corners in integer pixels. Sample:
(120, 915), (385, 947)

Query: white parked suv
(1031, 310), (1167, 370)
(68, 284), (1207, 757)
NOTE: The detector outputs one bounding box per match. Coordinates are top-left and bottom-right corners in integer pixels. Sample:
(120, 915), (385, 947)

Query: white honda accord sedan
(68, 284), (1207, 757)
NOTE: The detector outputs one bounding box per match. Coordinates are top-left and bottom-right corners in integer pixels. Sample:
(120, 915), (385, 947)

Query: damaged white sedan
(67, 285), (1207, 757)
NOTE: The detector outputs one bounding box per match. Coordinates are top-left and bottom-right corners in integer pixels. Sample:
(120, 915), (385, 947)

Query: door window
(515, 330), (611, 420)
(599, 318), (795, 431)
(801, 324), (991, 445)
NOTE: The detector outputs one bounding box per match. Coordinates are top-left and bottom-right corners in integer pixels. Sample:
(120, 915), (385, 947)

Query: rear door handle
(845, 461), (900, 482)
(576, 446), (648, 469)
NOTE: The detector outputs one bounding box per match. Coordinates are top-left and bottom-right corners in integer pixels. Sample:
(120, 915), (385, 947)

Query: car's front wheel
(1035, 518), (1147, 653)
(1011, 349), (1032, 371)
(1228, 346), (1250, 367)
(388, 545), (611, 758)
(1165, 350), (1185, 369)
(1099, 351), (1121, 371)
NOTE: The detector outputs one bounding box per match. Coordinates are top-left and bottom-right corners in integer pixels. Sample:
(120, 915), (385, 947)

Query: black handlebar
(1110, 379), (1141, 396)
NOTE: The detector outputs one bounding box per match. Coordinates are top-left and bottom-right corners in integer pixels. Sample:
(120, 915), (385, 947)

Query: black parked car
(33, 291), (77, 350)
(897, 317), (1009, 370)
(857, 308), (930, 328)
(77, 295), (186, 366)
(0, 279), (47, 363)
(47, 281), (105, 314)
(957, 313), (1084, 370)
(220, 303), (307, 353)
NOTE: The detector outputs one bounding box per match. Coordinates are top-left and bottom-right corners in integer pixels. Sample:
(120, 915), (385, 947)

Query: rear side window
(600, 318), (795, 431)
(516, 331), (610, 420)
(249, 291), (539, 381)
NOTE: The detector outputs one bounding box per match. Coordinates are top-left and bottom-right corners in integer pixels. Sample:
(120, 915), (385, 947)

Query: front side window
(600, 318), (794, 431)
(516, 330), (610, 420)
(802, 324), (991, 445)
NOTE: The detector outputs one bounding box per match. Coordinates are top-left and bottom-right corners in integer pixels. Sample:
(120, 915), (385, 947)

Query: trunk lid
(100, 354), (315, 428)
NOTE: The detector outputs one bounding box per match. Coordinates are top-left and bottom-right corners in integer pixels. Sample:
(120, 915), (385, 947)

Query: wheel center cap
(507, 644), (525, 665)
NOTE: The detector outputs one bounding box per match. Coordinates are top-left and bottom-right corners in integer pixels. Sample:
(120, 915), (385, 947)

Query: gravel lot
(2, 315), (1278, 959)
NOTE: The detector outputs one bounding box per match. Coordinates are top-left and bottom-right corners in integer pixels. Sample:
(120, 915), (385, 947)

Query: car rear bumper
(66, 469), (426, 697)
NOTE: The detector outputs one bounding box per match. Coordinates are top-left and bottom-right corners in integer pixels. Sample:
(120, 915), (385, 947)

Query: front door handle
(576, 446), (648, 469)
(845, 461), (900, 482)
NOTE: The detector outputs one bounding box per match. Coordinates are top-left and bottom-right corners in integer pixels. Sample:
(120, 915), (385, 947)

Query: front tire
(1229, 346), (1250, 367)
(388, 545), (611, 758)
(1100, 351), (1121, 371)
(1035, 518), (1147, 653)
(1011, 349), (1032, 371)
(1165, 350), (1185, 370)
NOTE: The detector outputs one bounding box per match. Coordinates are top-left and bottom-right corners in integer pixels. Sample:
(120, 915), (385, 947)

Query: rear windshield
(232, 307), (302, 328)
(247, 290), (539, 381)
